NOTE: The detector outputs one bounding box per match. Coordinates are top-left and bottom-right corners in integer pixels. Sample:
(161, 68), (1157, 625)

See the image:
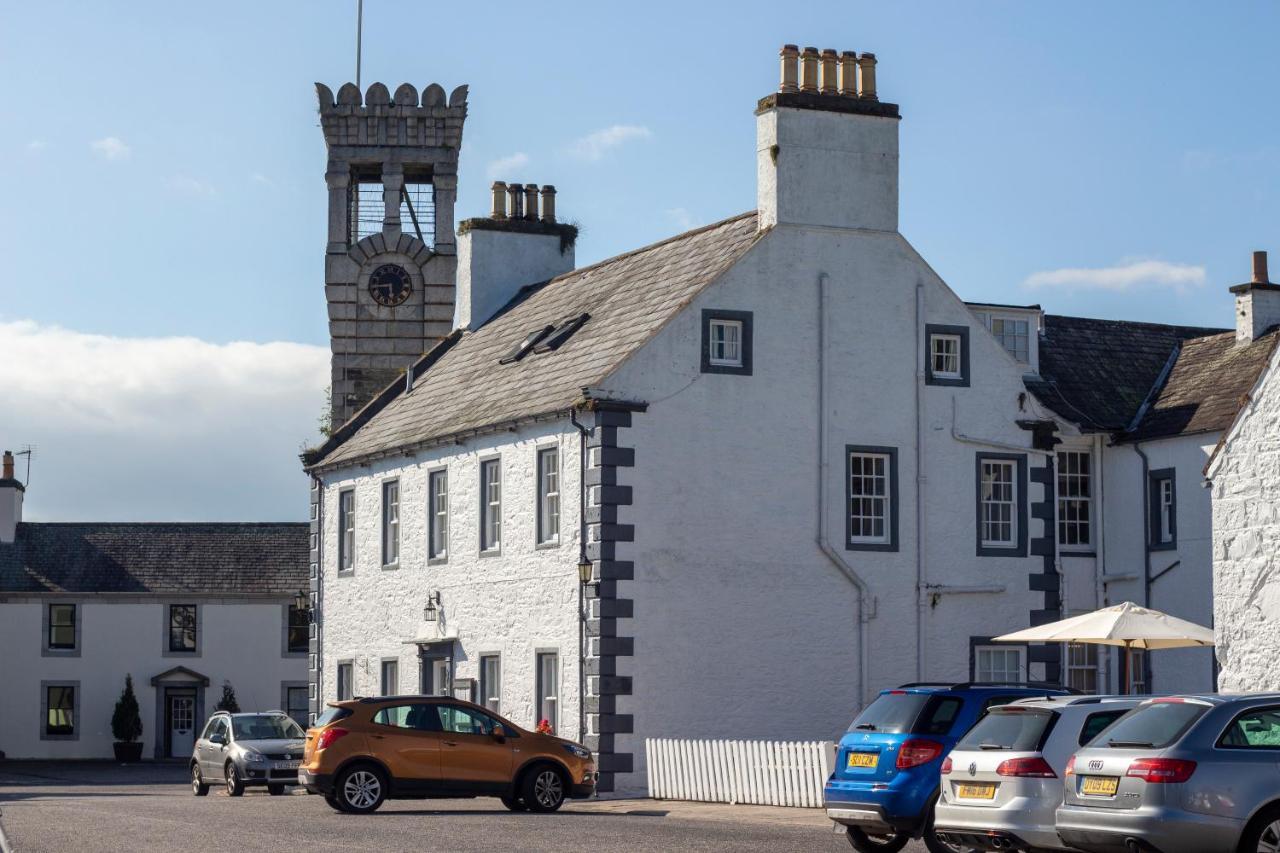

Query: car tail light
(896, 739), (944, 769)
(996, 757), (1057, 778)
(1125, 758), (1196, 783)
(940, 757), (953, 775)
(1064, 755), (1076, 776)
(315, 727), (349, 751)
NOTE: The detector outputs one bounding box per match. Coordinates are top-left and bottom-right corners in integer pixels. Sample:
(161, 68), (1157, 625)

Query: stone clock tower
(316, 80), (468, 427)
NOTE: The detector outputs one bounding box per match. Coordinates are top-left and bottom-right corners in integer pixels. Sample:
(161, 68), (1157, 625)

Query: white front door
(432, 660), (450, 696)
(169, 695), (196, 758)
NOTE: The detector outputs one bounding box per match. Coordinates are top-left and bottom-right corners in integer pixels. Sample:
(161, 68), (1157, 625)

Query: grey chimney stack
(0, 449), (24, 544)
(1232, 249), (1280, 344)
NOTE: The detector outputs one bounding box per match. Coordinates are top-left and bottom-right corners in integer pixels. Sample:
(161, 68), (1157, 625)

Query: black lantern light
(577, 558), (593, 585)
(423, 591), (442, 622)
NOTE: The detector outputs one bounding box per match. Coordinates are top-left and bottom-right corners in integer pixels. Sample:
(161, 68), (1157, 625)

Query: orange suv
(298, 695), (597, 814)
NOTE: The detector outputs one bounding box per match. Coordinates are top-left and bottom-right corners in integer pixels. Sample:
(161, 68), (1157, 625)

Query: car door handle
(369, 734), (385, 740)
(443, 740), (458, 747)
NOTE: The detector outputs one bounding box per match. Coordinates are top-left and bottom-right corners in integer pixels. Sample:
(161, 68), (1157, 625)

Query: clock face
(368, 264), (413, 307)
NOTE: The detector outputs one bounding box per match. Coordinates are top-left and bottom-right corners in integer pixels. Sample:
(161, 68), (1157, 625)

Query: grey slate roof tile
(311, 211), (762, 469)
(0, 522), (309, 595)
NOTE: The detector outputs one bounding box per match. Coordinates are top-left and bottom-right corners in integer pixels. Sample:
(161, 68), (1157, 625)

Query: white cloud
(666, 207), (697, 231)
(168, 175), (218, 197)
(0, 319), (328, 521)
(1023, 259), (1206, 293)
(90, 136), (130, 161)
(567, 124), (652, 162)
(486, 152), (529, 180)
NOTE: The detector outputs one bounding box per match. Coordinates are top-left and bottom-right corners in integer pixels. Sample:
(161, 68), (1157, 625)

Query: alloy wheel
(343, 770), (382, 810)
(532, 770), (563, 809)
(1258, 820), (1280, 853)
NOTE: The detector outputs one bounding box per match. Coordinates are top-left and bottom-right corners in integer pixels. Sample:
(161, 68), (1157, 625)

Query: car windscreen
(1088, 701), (1208, 749)
(956, 708), (1056, 752)
(848, 692), (930, 734)
(314, 706), (353, 728)
(232, 714), (305, 740)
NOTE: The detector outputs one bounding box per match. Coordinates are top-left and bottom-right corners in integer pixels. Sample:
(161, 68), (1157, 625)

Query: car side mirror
(491, 724), (505, 741)
(210, 732), (226, 745)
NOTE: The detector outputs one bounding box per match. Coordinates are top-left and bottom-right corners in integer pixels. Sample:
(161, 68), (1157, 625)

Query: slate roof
(0, 522), (309, 595)
(308, 211), (763, 469)
(1028, 315), (1226, 432)
(1127, 329), (1280, 441)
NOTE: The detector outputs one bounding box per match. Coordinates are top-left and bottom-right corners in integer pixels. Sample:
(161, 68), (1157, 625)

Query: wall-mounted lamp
(577, 558), (593, 585)
(423, 591), (442, 622)
(293, 589), (311, 619)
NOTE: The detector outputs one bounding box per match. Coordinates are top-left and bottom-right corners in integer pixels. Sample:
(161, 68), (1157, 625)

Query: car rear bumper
(934, 801), (1062, 851)
(1054, 803), (1243, 853)
(824, 801), (923, 836)
(298, 768), (335, 795)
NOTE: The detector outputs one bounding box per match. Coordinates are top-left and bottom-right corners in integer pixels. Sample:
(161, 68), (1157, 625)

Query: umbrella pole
(1123, 642), (1132, 696)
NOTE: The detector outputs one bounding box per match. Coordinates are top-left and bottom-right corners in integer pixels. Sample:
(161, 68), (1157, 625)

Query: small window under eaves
(533, 313), (590, 354)
(499, 325), (554, 364)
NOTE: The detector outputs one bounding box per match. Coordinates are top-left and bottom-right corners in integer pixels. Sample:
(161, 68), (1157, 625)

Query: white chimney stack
(454, 183), (576, 331)
(0, 450), (24, 544)
(756, 44), (899, 233)
(1232, 250), (1280, 344)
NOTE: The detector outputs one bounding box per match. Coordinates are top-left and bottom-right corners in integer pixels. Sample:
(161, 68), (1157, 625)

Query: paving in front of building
(0, 762), (905, 853)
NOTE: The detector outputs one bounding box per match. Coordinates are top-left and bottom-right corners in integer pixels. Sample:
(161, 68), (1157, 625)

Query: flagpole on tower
(355, 0), (364, 90)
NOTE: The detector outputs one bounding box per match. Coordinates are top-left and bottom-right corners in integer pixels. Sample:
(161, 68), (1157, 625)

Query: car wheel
(335, 765), (387, 814)
(323, 793), (346, 813)
(500, 794), (527, 812)
(224, 762), (245, 797)
(845, 827), (911, 853)
(1241, 804), (1280, 853)
(267, 784), (286, 796)
(522, 765), (567, 813)
(191, 764), (209, 797)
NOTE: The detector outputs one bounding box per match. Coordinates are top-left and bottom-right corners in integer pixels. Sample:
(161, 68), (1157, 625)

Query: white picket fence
(645, 738), (836, 808)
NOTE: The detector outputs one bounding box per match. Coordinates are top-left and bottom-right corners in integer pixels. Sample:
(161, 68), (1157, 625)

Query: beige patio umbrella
(993, 601), (1215, 694)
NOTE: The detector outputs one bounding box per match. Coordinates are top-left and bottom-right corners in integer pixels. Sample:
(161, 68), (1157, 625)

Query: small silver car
(190, 711), (306, 797)
(1056, 694), (1280, 853)
(933, 695), (1141, 852)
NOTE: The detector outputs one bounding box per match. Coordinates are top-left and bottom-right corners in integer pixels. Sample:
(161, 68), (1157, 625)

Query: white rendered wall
(317, 422), (582, 737)
(454, 229), (575, 331)
(1211, 347), (1280, 691)
(0, 599), (305, 759)
(600, 223), (1048, 793)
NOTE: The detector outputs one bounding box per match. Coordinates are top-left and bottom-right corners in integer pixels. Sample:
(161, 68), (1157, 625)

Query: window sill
(535, 538), (562, 551)
(283, 651), (309, 659)
(336, 569), (355, 578)
(976, 544), (1024, 558)
(40, 733), (79, 741)
(1150, 542), (1177, 552)
(1060, 549), (1096, 557)
(846, 540), (898, 553)
(925, 376), (970, 388)
(427, 556), (449, 566)
(41, 647), (81, 658)
(381, 562), (400, 571)
(162, 649), (201, 658)
(479, 548), (502, 558)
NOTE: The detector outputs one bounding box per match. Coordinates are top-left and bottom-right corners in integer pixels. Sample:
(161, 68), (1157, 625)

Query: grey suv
(1056, 694), (1280, 853)
(191, 711), (306, 797)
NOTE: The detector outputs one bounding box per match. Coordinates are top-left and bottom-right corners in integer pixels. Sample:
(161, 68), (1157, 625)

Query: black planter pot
(113, 742), (143, 763)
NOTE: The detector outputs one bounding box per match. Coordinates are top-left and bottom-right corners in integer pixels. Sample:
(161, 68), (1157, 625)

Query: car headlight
(562, 743), (592, 760)
(242, 749), (265, 763)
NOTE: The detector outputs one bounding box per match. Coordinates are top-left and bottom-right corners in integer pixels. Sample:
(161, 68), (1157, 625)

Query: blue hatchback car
(825, 682), (1072, 853)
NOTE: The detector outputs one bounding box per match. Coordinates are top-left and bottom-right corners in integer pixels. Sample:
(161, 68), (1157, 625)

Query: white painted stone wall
(317, 421), (583, 737)
(1210, 345), (1280, 691)
(0, 599), (305, 759)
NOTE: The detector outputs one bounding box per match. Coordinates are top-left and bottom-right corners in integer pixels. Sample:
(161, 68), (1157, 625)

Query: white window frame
(990, 316), (1030, 362)
(1066, 641), (1099, 693)
(1129, 648), (1148, 694)
(380, 659), (398, 696)
(1159, 479), (1174, 544)
(1057, 450), (1092, 549)
(428, 469), (448, 560)
(336, 661), (354, 701)
(480, 459), (502, 553)
(930, 333), (963, 379)
(975, 645), (1025, 683)
(707, 318), (744, 367)
(536, 651), (559, 733)
(338, 489), (355, 571)
(479, 655), (501, 714)
(381, 479), (400, 566)
(537, 447), (560, 546)
(980, 459), (1018, 548)
(848, 451), (892, 546)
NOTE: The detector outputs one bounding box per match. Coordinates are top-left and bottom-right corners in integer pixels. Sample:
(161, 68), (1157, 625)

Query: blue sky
(2, 1), (1278, 520)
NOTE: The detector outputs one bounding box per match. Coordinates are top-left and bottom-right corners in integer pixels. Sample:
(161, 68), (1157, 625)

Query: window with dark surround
(925, 324), (970, 387)
(700, 309), (753, 375)
(845, 445), (899, 552)
(1149, 469), (1176, 550)
(338, 489), (355, 572)
(975, 453), (1028, 556)
(45, 684), (76, 737)
(287, 604), (309, 654)
(382, 479), (400, 566)
(48, 603), (76, 650)
(169, 604), (198, 653)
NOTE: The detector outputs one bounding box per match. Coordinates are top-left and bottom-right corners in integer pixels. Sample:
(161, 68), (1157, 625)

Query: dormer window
(700, 309), (753, 375)
(972, 310), (1032, 363)
(924, 324), (969, 387)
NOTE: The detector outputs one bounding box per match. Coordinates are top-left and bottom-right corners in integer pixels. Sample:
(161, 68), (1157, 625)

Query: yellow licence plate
(847, 751), (878, 769)
(1080, 775), (1120, 796)
(956, 783), (996, 800)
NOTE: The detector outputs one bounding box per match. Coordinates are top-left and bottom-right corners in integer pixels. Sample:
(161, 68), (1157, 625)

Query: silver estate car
(190, 711), (306, 797)
(1056, 694), (1280, 853)
(934, 695), (1142, 852)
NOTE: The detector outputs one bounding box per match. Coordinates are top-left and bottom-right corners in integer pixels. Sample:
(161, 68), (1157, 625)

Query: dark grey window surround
(1148, 468), (1177, 551)
(336, 659), (354, 701)
(925, 324), (971, 387)
(164, 603), (201, 657)
(380, 658), (399, 696)
(535, 649), (559, 732)
(40, 680), (80, 740)
(42, 602), (81, 658)
(968, 636), (1029, 682)
(479, 457), (502, 555)
(845, 445), (899, 552)
(338, 488), (356, 574)
(479, 653), (501, 713)
(536, 446), (561, 548)
(700, 309), (753, 376)
(283, 603), (309, 657)
(381, 478), (400, 569)
(428, 467), (448, 564)
(282, 682), (309, 729)
(975, 452), (1029, 557)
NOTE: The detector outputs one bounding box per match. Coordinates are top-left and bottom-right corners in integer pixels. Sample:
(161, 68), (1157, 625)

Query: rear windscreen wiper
(855, 723), (877, 731)
(978, 743), (1010, 750)
(1107, 739), (1154, 748)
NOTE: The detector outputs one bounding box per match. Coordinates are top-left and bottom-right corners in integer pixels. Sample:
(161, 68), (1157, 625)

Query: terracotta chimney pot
(1253, 250), (1269, 284)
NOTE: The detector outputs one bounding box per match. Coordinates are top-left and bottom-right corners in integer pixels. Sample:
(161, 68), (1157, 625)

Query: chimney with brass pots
(756, 44), (900, 233)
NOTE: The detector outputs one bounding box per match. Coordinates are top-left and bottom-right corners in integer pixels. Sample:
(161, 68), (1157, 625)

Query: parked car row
(190, 695), (598, 815)
(825, 683), (1280, 853)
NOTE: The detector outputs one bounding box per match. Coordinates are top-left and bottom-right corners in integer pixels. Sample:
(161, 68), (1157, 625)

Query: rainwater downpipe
(310, 473), (324, 719)
(1132, 440), (1153, 692)
(570, 408), (591, 744)
(914, 282), (927, 683)
(816, 271), (874, 708)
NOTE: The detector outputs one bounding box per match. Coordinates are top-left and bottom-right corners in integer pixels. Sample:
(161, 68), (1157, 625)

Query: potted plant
(215, 680), (240, 713)
(111, 675), (143, 762)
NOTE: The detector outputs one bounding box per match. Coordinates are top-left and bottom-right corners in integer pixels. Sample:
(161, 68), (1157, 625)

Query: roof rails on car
(897, 681), (1082, 694)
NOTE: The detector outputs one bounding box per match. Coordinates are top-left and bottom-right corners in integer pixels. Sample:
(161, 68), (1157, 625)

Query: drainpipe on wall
(816, 272), (875, 708)
(1132, 441), (1153, 693)
(1092, 433), (1109, 691)
(914, 282), (927, 683)
(569, 408), (591, 744)
(310, 472), (324, 719)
